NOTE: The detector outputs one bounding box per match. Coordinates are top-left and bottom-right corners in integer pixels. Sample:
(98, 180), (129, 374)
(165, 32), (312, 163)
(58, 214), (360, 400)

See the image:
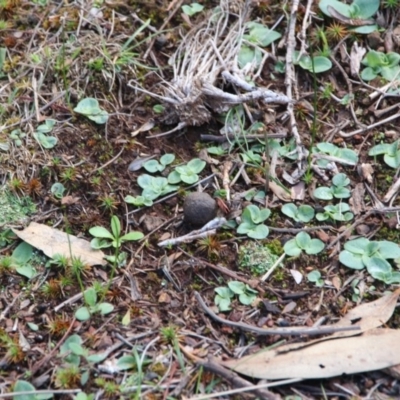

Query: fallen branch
(194, 291), (360, 336)
(196, 357), (280, 400)
(158, 218), (226, 247)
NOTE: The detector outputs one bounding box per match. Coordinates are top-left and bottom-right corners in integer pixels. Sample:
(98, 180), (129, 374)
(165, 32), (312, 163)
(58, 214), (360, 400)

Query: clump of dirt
(183, 192), (217, 227)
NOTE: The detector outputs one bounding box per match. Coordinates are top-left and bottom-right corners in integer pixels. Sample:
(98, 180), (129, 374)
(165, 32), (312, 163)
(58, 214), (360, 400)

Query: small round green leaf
(90, 238), (112, 249)
(307, 270), (321, 283)
(74, 98), (100, 115)
(378, 241), (400, 259)
(247, 224), (269, 239)
(332, 173), (350, 187)
(167, 170), (182, 184)
(98, 302), (114, 315)
(215, 286), (234, 298)
(281, 203), (297, 219)
(295, 232), (311, 249)
(284, 239), (302, 257)
(314, 187), (333, 200)
(187, 158), (206, 174)
(239, 293), (256, 305)
(228, 281), (246, 294)
(75, 306), (91, 321)
(339, 250), (365, 270)
(297, 205), (315, 222)
(144, 160), (162, 173)
(160, 153), (175, 166)
(180, 172), (199, 184)
(51, 182), (66, 199)
(305, 239), (325, 255)
(137, 174), (153, 189)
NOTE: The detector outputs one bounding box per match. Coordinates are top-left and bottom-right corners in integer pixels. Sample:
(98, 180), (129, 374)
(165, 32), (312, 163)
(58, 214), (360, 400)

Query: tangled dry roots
(129, 0), (289, 130)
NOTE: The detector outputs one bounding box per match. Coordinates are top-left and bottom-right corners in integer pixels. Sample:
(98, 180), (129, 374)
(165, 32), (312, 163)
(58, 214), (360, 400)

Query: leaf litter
(0, 0), (400, 398)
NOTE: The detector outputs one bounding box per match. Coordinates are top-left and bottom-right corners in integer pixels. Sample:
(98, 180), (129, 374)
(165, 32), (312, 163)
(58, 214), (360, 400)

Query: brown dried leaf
(222, 329), (400, 380)
(282, 301), (296, 314)
(61, 196), (80, 205)
(12, 222), (106, 266)
(269, 181), (291, 202)
(331, 276), (341, 291)
(350, 42), (366, 77)
(131, 119), (154, 137)
(330, 287), (400, 337)
(359, 163), (374, 183)
(158, 292), (171, 304)
(349, 183), (365, 215)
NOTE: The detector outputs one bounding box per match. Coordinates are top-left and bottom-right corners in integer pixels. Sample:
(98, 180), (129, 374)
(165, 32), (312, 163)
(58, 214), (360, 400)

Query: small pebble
(183, 192), (217, 227)
(356, 224), (371, 236)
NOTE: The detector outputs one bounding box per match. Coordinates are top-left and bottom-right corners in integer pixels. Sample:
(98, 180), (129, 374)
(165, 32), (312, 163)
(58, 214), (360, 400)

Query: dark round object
(183, 192), (217, 227)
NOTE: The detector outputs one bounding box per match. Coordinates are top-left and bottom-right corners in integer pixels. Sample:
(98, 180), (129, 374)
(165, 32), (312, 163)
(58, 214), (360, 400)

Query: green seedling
(316, 203), (353, 222)
(0, 228), (15, 248)
(56, 334), (107, 388)
(116, 346), (151, 371)
(238, 21), (281, 69)
(9, 128), (26, 146)
(214, 286), (234, 312)
(13, 380), (52, 400)
(75, 286), (114, 321)
(237, 204), (271, 239)
(143, 153), (175, 173)
(383, 0), (399, 8)
(319, 0), (379, 34)
(89, 215), (143, 250)
(73, 97), (109, 124)
(137, 174), (178, 200)
(51, 182), (66, 199)
(153, 104), (165, 114)
(243, 189), (266, 203)
(0, 241), (35, 278)
(293, 51), (332, 74)
(60, 334), (107, 365)
(284, 232), (324, 257)
(313, 142), (358, 167)
(281, 203), (315, 223)
(214, 281), (258, 312)
(339, 238), (400, 284)
(361, 50), (400, 81)
(207, 146), (226, 156)
(74, 393), (95, 400)
(228, 281), (258, 305)
(124, 194), (153, 207)
(307, 270), (324, 287)
(168, 158), (206, 184)
(241, 150), (263, 164)
(368, 140), (400, 169)
(0, 188), (36, 226)
(182, 3), (204, 16)
(248, 137), (282, 155)
(277, 137), (300, 161)
(33, 119), (57, 149)
(313, 173), (351, 200)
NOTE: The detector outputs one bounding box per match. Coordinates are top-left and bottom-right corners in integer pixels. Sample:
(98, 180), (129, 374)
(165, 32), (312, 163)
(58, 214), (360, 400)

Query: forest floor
(1, 0), (400, 399)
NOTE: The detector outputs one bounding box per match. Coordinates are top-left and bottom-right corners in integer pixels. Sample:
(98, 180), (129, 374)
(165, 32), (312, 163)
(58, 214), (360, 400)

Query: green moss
(375, 223), (400, 242)
(0, 188), (35, 226)
(265, 239), (284, 255)
(238, 241), (281, 277)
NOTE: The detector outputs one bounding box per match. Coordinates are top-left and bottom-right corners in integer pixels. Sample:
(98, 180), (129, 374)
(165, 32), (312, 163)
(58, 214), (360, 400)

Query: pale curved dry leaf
(13, 222), (106, 266)
(222, 329), (400, 380)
